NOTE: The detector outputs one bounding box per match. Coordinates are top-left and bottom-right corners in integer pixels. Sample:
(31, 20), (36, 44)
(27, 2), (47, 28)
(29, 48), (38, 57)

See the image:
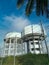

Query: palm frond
(17, 0), (24, 9)
(36, 0), (41, 16)
(44, 0), (48, 18)
(25, 0), (34, 16)
(16, 0), (49, 18)
(41, 0), (44, 16)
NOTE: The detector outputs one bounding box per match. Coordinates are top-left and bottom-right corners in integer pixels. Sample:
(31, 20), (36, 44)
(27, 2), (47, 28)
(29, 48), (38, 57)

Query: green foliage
(25, 0), (34, 16)
(1, 53), (49, 65)
(17, 0), (49, 18)
(17, 0), (24, 9)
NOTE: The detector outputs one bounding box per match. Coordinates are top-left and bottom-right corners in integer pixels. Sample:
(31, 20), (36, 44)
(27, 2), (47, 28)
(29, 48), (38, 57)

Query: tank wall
(5, 32), (21, 39)
(22, 25), (44, 36)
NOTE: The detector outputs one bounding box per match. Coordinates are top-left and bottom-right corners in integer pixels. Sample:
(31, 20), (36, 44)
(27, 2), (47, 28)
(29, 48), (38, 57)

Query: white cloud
(0, 15), (30, 48)
(3, 15), (30, 31)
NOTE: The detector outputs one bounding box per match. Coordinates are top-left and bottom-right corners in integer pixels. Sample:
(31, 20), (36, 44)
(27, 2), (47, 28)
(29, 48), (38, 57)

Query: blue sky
(0, 0), (49, 46)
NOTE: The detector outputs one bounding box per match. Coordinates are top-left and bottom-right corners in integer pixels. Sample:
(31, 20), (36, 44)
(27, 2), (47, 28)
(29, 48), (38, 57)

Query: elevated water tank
(4, 32), (21, 43)
(21, 24), (46, 37)
(5, 32), (21, 39)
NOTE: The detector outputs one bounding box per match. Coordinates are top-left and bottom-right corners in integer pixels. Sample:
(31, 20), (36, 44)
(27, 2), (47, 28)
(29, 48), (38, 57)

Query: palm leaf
(36, 0), (41, 16)
(44, 0), (48, 18)
(16, 0), (49, 18)
(41, 0), (44, 16)
(25, 0), (34, 16)
(17, 0), (24, 9)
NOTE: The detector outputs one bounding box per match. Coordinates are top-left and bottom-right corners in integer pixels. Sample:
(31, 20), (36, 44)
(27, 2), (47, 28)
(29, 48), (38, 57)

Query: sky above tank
(0, 0), (49, 47)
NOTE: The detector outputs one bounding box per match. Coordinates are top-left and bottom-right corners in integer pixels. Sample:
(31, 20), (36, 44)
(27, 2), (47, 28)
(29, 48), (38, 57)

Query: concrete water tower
(21, 24), (46, 54)
(4, 32), (22, 56)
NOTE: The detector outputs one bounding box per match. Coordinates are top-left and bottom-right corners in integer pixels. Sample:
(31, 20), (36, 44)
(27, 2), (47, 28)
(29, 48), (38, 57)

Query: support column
(8, 38), (11, 56)
(44, 38), (48, 55)
(21, 39), (23, 54)
(38, 36), (41, 54)
(40, 38), (44, 54)
(27, 40), (30, 53)
(31, 25), (35, 54)
(24, 42), (25, 54)
(13, 37), (17, 65)
(40, 21), (48, 56)
(33, 40), (36, 54)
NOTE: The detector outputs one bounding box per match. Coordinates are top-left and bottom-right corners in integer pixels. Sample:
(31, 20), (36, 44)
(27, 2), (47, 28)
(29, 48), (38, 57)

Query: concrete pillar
(23, 42), (25, 54)
(38, 36), (41, 54)
(27, 40), (30, 53)
(40, 38), (43, 54)
(13, 37), (17, 65)
(21, 39), (23, 54)
(33, 41), (36, 54)
(9, 38), (11, 56)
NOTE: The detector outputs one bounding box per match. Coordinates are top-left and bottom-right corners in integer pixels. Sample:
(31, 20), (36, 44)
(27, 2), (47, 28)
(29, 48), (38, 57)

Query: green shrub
(0, 53), (49, 65)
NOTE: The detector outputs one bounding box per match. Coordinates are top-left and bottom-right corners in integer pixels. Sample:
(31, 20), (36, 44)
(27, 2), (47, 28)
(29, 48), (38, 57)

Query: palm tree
(17, 0), (49, 18)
